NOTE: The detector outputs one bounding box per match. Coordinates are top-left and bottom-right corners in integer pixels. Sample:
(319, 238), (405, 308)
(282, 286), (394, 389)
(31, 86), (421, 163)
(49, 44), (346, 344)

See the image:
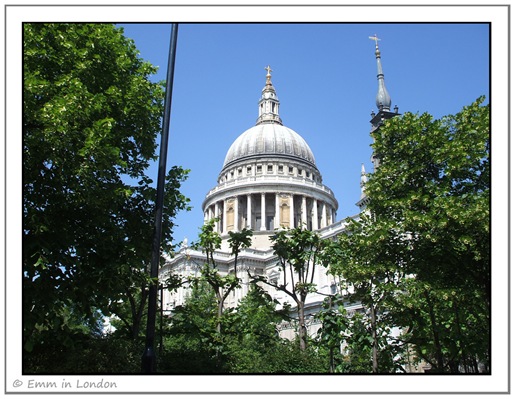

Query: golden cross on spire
(265, 65), (273, 84)
(369, 34), (381, 47)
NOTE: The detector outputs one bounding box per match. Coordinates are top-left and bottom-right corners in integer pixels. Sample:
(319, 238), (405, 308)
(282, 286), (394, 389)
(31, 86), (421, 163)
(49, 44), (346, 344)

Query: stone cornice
(202, 175), (338, 210)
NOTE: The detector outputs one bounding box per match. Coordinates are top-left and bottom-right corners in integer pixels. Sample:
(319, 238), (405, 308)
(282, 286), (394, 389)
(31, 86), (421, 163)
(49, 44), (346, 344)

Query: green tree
(24, 334), (142, 374)
(230, 284), (284, 347)
(253, 227), (329, 351)
(368, 97), (489, 301)
(223, 284), (286, 372)
(159, 279), (327, 374)
(389, 277), (489, 373)
(224, 283), (327, 373)
(23, 23), (190, 358)
(159, 280), (222, 373)
(315, 295), (348, 373)
(191, 218), (253, 337)
(328, 216), (405, 373)
(335, 97), (490, 373)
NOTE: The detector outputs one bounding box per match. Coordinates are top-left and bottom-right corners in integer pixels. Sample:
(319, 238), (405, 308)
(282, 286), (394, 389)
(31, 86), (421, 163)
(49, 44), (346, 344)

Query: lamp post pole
(141, 23), (179, 374)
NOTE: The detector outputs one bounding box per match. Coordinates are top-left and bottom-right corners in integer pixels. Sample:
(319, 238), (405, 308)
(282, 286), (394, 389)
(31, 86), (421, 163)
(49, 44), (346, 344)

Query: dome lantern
(256, 65), (283, 125)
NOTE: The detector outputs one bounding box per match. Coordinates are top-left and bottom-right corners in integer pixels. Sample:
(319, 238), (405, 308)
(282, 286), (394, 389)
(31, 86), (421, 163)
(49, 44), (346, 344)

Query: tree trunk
(472, 357), (479, 373)
(216, 291), (224, 335)
(298, 300), (307, 351)
(329, 347), (335, 373)
(370, 301), (379, 373)
(125, 287), (148, 340)
(424, 289), (445, 372)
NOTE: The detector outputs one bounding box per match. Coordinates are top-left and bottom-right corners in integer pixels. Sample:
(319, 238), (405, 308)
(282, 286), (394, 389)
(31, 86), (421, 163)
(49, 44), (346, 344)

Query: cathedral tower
(357, 35), (400, 212)
(368, 34), (400, 171)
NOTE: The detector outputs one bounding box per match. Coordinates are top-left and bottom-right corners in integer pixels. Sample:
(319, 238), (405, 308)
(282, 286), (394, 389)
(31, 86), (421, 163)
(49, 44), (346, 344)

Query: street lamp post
(141, 23), (179, 374)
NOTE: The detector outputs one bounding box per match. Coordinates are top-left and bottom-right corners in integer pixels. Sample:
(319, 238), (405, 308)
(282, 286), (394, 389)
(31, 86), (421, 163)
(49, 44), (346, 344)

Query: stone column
(214, 202), (220, 233)
(241, 265), (249, 298)
(260, 193), (266, 231)
(222, 200), (227, 234)
(301, 196), (307, 228)
(321, 202), (327, 228)
(275, 193), (280, 229)
(312, 199), (319, 230)
(247, 194), (252, 229)
(234, 195), (239, 232)
(289, 194), (295, 228)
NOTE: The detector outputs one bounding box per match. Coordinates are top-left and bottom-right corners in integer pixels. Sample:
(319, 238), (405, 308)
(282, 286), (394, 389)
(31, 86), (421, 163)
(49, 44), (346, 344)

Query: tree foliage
(315, 295), (348, 372)
(223, 284), (288, 373)
(159, 280), (222, 373)
(327, 216), (405, 372)
(23, 23), (190, 360)
(368, 98), (490, 296)
(329, 97), (490, 373)
(161, 282), (327, 374)
(190, 218), (253, 338)
(253, 227), (329, 351)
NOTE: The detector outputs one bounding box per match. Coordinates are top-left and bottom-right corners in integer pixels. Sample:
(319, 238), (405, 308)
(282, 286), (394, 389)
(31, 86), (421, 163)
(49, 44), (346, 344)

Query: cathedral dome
(203, 66), (338, 241)
(222, 66), (316, 170)
(223, 123), (316, 169)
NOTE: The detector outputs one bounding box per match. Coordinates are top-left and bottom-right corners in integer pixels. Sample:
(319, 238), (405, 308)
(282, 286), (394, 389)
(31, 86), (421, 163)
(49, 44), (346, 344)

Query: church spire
(368, 35), (400, 172)
(360, 163), (368, 199)
(256, 65), (283, 125)
(369, 34), (392, 112)
(356, 163), (370, 212)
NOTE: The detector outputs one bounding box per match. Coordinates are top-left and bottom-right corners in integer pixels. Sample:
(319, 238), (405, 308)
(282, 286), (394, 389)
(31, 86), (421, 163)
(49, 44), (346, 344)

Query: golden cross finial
(264, 65), (273, 84)
(369, 34), (381, 47)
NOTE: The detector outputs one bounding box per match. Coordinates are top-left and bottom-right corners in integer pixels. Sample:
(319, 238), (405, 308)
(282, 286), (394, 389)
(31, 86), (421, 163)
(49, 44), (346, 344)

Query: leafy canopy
(23, 23), (190, 355)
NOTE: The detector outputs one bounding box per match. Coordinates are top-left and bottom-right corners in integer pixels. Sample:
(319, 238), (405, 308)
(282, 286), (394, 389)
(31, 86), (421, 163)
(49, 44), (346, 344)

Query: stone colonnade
(204, 192), (336, 233)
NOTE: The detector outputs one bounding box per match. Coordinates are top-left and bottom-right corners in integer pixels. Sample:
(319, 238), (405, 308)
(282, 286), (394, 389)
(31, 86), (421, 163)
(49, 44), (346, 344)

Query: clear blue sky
(119, 23), (489, 246)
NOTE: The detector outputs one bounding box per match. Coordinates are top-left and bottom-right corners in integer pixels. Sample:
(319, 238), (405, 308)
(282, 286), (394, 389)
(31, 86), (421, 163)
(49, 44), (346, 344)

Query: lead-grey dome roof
(223, 123), (316, 168)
